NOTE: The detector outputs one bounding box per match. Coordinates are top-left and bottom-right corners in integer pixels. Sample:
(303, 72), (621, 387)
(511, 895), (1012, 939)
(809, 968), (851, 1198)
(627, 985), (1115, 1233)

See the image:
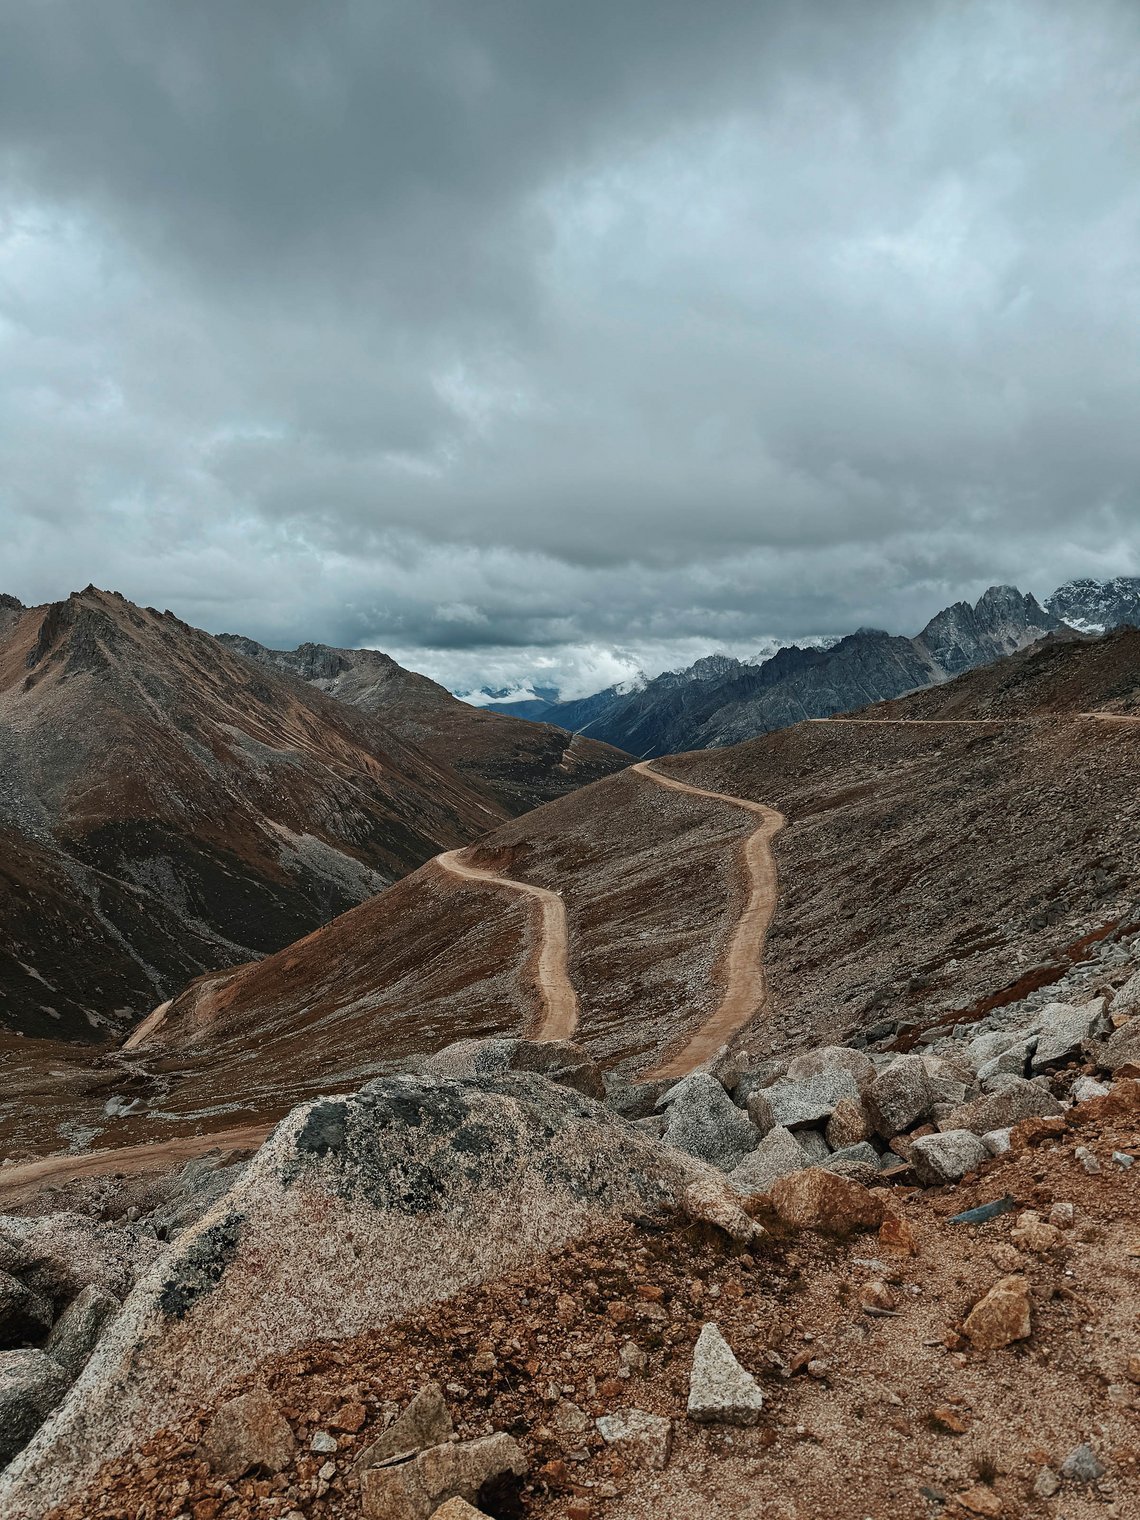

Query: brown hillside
(217, 634), (631, 814)
(0, 588), (515, 1040)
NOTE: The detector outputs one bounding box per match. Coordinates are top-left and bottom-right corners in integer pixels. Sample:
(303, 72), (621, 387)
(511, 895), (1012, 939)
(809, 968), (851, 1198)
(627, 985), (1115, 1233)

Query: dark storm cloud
(2, 0), (1139, 693)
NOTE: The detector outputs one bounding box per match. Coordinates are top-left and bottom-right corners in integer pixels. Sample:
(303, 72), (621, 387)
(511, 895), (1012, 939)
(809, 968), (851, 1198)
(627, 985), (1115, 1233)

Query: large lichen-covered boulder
(0, 1073), (702, 1518)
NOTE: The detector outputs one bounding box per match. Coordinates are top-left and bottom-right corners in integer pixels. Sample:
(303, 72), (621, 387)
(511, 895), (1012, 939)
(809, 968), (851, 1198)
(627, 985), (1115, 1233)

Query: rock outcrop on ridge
(0, 1071), (703, 1517)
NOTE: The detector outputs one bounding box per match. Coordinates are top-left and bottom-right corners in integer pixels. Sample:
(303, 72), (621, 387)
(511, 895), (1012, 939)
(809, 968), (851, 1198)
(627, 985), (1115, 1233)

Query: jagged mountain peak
(1046, 575), (1140, 633)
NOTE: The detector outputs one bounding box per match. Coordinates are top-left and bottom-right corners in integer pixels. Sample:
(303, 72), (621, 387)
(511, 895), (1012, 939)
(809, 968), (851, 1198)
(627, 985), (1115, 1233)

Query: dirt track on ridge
(633, 760), (786, 1079)
(435, 849), (579, 1042)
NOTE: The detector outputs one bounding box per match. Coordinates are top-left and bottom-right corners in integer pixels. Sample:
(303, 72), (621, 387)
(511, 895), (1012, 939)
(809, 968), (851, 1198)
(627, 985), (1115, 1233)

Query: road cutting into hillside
(0, 1122), (275, 1205)
(435, 849), (579, 1042)
(633, 760), (786, 1079)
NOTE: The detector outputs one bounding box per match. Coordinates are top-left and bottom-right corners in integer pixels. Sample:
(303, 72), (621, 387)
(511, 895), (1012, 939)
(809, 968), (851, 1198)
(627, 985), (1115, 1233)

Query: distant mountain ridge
(216, 633), (630, 815)
(480, 585), (1066, 757)
(1046, 576), (1140, 633)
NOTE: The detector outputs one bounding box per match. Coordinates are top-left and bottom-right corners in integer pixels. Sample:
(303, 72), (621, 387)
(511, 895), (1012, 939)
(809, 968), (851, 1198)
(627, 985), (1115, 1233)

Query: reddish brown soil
(53, 1091), (1140, 1520)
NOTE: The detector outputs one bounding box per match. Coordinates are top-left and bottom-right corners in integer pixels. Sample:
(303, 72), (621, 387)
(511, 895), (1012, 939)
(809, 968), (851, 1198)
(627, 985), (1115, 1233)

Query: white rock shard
(687, 1322), (764, 1426)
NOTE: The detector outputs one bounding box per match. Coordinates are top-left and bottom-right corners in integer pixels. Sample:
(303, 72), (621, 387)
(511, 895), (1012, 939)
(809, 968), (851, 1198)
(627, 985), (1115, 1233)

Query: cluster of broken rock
(1, 968), (1138, 1515)
(642, 967), (1140, 1193)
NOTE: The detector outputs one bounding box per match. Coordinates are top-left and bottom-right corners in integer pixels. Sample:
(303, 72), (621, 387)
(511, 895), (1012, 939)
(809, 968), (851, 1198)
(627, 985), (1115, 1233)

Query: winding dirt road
(633, 760), (786, 1079)
(435, 849), (579, 1042)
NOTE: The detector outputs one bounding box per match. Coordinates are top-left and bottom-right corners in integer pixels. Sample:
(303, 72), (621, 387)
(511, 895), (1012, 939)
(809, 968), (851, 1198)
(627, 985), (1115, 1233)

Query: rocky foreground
(2, 961), (1140, 1519)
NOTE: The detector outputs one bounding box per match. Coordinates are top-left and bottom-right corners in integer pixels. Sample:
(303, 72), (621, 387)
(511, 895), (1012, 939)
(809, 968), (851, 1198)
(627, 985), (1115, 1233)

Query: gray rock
(784, 1046), (876, 1088)
(687, 1323), (763, 1426)
(941, 1078), (1064, 1136)
(1031, 1002), (1103, 1072)
(727, 1126), (806, 1195)
(979, 1070), (1026, 1095)
(42, 1286), (118, 1379)
(1112, 968), (1140, 1016)
(1060, 1443), (1106, 1484)
(966, 1029), (1025, 1068)
(1072, 1075), (1110, 1103)
(0, 1351), (69, 1466)
(1075, 1145), (1101, 1174)
(977, 1044), (1030, 1083)
(747, 1068), (861, 1135)
(595, 1407), (673, 1470)
(358, 1382), (453, 1470)
(0, 1273), (53, 1350)
(0, 1215), (159, 1307)
(910, 1129), (990, 1186)
(982, 1128), (1013, 1156)
(662, 1073), (758, 1171)
(728, 1061), (788, 1108)
(824, 1142), (882, 1172)
(1100, 1019), (1140, 1073)
(864, 1056), (934, 1138)
(608, 1076), (677, 1124)
(426, 1038), (605, 1099)
(795, 1130), (831, 1163)
(602, 1076), (674, 1121)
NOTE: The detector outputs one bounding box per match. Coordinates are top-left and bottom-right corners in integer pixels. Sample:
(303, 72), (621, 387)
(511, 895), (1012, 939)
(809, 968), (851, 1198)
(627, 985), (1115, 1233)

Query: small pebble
(1061, 1443), (1106, 1484)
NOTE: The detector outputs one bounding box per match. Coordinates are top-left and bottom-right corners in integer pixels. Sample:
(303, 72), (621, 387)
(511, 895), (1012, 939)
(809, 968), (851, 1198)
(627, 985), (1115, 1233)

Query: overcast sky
(2, 1), (1138, 696)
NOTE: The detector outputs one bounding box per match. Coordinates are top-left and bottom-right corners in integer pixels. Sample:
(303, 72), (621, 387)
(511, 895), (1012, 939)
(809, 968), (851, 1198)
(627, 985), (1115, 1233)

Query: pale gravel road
(435, 848), (579, 1043)
(633, 759), (786, 1080)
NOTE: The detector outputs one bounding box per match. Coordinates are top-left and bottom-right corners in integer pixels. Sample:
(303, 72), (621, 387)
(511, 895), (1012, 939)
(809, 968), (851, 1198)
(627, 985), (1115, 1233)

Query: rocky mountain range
(493, 584), (1065, 756)
(0, 589), (626, 1041)
(1045, 574), (1140, 633)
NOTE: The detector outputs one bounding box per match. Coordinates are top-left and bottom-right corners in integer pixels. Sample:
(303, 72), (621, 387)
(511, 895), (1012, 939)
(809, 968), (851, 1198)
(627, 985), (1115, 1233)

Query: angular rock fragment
(1061, 1443), (1106, 1483)
(360, 1433), (527, 1520)
(982, 1128), (1012, 1155)
(910, 1129), (989, 1186)
(784, 1046), (876, 1087)
(199, 1387), (295, 1478)
(748, 1069), (861, 1135)
(426, 1038), (605, 1099)
(596, 1407), (673, 1469)
(687, 1323), (763, 1426)
(962, 1275), (1031, 1351)
(769, 1168), (884, 1236)
(1030, 1000), (1104, 1072)
(825, 1095), (872, 1150)
(357, 1383), (453, 1470)
(727, 1125), (809, 1195)
(1100, 1019), (1140, 1073)
(865, 1056), (934, 1138)
(682, 1178), (760, 1244)
(942, 1078), (1063, 1136)
(662, 1073), (758, 1170)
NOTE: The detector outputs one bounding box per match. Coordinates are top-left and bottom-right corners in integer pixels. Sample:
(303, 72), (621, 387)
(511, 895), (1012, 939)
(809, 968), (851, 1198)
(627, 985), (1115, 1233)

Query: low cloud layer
(3, 1), (1138, 692)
